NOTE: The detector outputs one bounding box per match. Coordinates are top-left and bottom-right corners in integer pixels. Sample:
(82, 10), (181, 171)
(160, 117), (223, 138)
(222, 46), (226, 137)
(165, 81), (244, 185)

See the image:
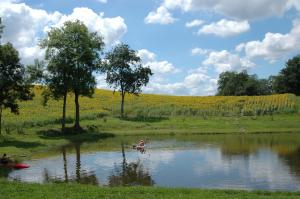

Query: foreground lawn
(1, 180), (300, 199)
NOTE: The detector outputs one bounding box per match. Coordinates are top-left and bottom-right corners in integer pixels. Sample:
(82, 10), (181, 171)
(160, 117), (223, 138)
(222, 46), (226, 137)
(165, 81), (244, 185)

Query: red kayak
(14, 163), (30, 169)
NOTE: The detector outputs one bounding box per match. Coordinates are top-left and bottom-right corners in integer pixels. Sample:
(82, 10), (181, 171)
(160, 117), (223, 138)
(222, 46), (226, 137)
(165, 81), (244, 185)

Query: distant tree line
(0, 18), (152, 133)
(217, 55), (300, 96)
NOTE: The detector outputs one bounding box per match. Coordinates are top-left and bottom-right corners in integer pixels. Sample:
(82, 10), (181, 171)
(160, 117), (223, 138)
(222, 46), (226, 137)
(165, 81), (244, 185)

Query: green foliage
(0, 42), (33, 134)
(103, 43), (152, 116)
(217, 71), (272, 96)
(40, 20), (105, 130)
(273, 55), (300, 95)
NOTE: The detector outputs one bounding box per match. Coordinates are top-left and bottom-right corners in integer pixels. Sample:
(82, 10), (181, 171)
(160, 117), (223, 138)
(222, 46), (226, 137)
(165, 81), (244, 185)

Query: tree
(273, 55), (300, 95)
(0, 42), (33, 134)
(40, 24), (74, 132)
(217, 71), (270, 96)
(103, 43), (152, 117)
(41, 20), (104, 131)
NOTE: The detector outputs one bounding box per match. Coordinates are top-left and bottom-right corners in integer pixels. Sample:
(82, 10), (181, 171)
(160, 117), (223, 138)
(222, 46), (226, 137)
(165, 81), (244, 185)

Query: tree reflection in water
(108, 142), (154, 186)
(43, 142), (98, 185)
(279, 147), (300, 178)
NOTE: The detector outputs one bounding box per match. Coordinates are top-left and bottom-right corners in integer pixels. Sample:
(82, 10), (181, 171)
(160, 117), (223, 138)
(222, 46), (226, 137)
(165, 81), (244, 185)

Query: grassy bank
(1, 180), (300, 199)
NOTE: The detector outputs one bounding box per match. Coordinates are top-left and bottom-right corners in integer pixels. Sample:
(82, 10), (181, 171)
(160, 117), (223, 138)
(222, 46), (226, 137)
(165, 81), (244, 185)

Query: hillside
(2, 87), (298, 130)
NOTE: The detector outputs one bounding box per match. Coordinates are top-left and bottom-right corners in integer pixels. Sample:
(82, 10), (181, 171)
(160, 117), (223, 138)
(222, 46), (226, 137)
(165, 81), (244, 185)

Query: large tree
(103, 43), (152, 117)
(41, 20), (104, 131)
(217, 71), (271, 96)
(273, 55), (300, 95)
(0, 42), (33, 134)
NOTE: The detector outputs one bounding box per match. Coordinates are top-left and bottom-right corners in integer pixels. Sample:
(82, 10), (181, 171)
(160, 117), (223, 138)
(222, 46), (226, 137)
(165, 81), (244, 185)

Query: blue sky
(1, 0), (300, 95)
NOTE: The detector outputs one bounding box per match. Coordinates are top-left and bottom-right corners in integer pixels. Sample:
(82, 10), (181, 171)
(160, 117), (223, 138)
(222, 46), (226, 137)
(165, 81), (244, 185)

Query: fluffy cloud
(203, 50), (255, 73)
(0, 2), (61, 64)
(50, 7), (127, 46)
(143, 72), (217, 96)
(191, 48), (209, 56)
(198, 19), (250, 37)
(161, 0), (299, 20)
(144, 6), (176, 25)
(0, 1), (127, 64)
(185, 19), (205, 28)
(137, 49), (179, 74)
(240, 19), (300, 62)
(135, 49), (217, 96)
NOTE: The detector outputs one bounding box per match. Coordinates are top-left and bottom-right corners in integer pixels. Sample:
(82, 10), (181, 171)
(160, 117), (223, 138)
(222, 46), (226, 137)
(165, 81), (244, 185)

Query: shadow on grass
(0, 138), (44, 149)
(120, 116), (169, 123)
(37, 127), (115, 143)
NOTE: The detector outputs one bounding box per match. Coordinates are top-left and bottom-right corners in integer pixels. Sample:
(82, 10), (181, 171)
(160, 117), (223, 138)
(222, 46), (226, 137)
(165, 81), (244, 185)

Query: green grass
(1, 180), (300, 199)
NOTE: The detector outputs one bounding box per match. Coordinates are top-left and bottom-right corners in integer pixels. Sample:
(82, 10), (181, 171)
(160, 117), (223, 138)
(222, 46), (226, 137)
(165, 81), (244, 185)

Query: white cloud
(203, 50), (255, 73)
(0, 2), (61, 64)
(137, 49), (179, 74)
(0, 2), (127, 65)
(135, 48), (217, 96)
(198, 19), (250, 37)
(144, 6), (176, 25)
(161, 0), (299, 20)
(241, 19), (300, 62)
(191, 48), (209, 56)
(185, 19), (204, 28)
(49, 7), (127, 46)
(235, 43), (245, 52)
(143, 72), (217, 96)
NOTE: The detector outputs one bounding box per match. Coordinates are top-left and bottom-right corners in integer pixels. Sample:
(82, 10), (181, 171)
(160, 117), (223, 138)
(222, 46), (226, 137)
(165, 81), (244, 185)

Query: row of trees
(0, 19), (152, 134)
(217, 55), (300, 96)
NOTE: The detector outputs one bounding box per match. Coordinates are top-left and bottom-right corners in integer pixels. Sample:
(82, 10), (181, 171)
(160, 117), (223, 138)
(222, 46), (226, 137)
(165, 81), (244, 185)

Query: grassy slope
(1, 181), (300, 199)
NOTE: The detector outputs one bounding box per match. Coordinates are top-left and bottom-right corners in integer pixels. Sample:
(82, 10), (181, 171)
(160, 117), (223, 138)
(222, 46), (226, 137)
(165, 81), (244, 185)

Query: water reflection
(279, 146), (300, 178)
(40, 143), (98, 185)
(108, 142), (154, 186)
(4, 134), (300, 191)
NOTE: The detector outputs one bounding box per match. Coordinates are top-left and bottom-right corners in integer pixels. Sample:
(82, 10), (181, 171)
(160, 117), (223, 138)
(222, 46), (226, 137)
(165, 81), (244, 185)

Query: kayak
(14, 163), (30, 169)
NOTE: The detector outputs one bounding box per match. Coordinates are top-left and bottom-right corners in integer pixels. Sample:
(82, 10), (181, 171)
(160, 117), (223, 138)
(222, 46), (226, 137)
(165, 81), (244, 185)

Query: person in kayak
(133, 140), (145, 153)
(0, 154), (10, 164)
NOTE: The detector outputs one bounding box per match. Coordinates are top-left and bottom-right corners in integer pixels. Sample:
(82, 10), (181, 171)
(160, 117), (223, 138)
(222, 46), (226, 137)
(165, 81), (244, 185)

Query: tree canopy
(217, 71), (271, 96)
(103, 43), (152, 117)
(0, 42), (33, 134)
(273, 55), (300, 95)
(40, 20), (104, 131)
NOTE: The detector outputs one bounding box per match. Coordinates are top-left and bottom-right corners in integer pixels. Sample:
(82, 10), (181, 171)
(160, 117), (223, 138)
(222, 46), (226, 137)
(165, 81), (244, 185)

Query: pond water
(3, 133), (300, 191)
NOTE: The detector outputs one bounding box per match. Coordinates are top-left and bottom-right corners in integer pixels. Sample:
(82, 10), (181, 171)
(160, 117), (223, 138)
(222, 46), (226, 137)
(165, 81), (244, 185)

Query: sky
(1, 0), (300, 96)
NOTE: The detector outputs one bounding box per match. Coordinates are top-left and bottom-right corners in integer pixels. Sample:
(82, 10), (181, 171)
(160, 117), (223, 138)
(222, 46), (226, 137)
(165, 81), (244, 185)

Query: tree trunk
(61, 93), (67, 133)
(62, 147), (68, 182)
(74, 92), (80, 130)
(75, 143), (81, 182)
(121, 92), (125, 118)
(0, 106), (2, 135)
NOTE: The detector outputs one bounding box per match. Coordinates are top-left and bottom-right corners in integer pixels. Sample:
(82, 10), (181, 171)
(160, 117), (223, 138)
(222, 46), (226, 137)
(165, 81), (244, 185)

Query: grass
(1, 180), (300, 199)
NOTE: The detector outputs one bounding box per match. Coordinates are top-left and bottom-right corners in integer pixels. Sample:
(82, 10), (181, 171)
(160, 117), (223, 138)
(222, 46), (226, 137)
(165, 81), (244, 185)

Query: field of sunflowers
(1, 87), (298, 130)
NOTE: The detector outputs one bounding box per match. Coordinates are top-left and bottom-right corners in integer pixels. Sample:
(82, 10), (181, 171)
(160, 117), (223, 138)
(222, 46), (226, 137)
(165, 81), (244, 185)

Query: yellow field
(2, 87), (297, 129)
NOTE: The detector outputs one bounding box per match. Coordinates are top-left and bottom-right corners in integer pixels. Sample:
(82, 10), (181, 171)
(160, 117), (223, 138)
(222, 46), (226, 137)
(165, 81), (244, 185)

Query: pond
(2, 133), (300, 191)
